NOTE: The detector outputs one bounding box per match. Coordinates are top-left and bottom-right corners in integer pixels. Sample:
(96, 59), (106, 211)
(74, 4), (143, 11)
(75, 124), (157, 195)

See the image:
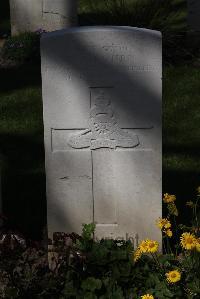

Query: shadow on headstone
(41, 27), (162, 242)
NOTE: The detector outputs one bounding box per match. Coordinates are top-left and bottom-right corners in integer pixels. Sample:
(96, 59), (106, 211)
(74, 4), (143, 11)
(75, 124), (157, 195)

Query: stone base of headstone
(10, 0), (78, 36)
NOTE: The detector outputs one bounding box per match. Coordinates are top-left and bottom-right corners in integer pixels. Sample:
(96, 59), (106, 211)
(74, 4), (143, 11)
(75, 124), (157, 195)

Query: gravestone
(10, 0), (78, 36)
(188, 0), (200, 31)
(41, 26), (162, 244)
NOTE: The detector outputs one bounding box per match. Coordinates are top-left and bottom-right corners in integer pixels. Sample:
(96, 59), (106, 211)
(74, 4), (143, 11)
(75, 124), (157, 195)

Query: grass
(163, 65), (200, 220)
(0, 65), (46, 239)
(78, 0), (187, 31)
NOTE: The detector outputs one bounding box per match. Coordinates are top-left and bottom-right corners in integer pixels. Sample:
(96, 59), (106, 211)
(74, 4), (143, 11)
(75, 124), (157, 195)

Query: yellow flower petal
(165, 229), (173, 238)
(139, 240), (149, 253)
(196, 238), (200, 252)
(133, 248), (142, 262)
(146, 239), (159, 253)
(180, 232), (197, 250)
(141, 294), (154, 299)
(156, 218), (171, 230)
(163, 193), (176, 203)
(166, 270), (181, 283)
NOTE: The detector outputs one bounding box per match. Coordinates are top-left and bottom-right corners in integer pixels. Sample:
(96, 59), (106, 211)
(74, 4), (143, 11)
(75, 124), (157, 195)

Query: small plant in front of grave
(53, 188), (200, 299)
(132, 189), (200, 299)
(1, 30), (44, 64)
(0, 187), (199, 298)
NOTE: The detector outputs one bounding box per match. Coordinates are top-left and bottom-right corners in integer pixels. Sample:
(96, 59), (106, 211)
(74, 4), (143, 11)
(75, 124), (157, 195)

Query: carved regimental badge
(68, 88), (139, 150)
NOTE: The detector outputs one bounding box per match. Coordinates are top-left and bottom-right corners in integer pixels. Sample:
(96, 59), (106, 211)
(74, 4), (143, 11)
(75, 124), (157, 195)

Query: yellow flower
(180, 232), (197, 250)
(166, 270), (181, 284)
(139, 240), (149, 253)
(156, 218), (171, 230)
(146, 239), (159, 253)
(197, 186), (200, 195)
(141, 294), (154, 299)
(196, 238), (200, 252)
(138, 239), (159, 254)
(133, 248), (142, 262)
(165, 229), (173, 238)
(163, 193), (176, 203)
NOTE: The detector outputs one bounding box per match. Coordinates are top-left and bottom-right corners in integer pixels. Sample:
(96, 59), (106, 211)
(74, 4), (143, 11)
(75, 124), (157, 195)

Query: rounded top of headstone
(41, 26), (161, 41)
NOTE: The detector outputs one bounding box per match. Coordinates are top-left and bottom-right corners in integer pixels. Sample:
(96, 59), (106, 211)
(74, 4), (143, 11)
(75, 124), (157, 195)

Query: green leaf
(187, 278), (200, 295)
(81, 277), (102, 292)
(5, 287), (19, 299)
(82, 223), (96, 240)
(84, 292), (98, 299)
(167, 202), (178, 216)
(62, 280), (77, 297)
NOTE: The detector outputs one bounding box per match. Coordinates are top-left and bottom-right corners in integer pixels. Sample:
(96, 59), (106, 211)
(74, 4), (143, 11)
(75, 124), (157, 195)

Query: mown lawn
(0, 65), (45, 238)
(163, 65), (200, 220)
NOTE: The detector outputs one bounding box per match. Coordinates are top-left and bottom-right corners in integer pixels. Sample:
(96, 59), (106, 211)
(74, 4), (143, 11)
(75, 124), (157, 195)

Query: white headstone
(10, 0), (78, 35)
(41, 27), (162, 244)
(188, 0), (200, 31)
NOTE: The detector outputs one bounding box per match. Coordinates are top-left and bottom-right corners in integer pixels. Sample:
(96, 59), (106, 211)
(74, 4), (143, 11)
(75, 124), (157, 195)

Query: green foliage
(0, 210), (200, 298)
(167, 202), (179, 216)
(82, 223), (96, 240)
(1, 31), (43, 64)
(79, 0), (187, 32)
(81, 277), (102, 292)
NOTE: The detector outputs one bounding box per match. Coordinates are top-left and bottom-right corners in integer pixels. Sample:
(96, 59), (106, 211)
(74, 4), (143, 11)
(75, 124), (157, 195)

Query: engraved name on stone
(59, 43), (160, 75)
(63, 63), (158, 84)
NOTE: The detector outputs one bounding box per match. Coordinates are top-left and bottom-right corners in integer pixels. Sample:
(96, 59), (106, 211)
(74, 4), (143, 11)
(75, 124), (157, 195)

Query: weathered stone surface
(41, 27), (162, 244)
(10, 0), (42, 35)
(10, 0), (78, 35)
(188, 0), (200, 31)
